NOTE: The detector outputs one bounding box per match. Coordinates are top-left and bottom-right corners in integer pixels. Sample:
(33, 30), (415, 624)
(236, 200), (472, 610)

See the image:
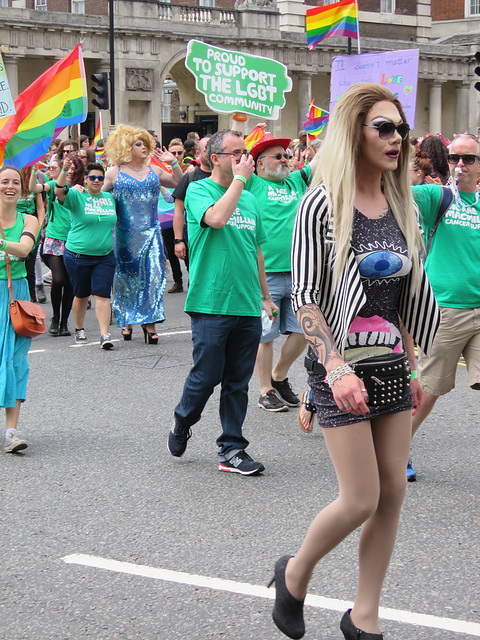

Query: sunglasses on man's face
(362, 121), (410, 141)
(86, 175), (105, 182)
(261, 153), (289, 161)
(170, 150), (184, 156)
(447, 154), (480, 166)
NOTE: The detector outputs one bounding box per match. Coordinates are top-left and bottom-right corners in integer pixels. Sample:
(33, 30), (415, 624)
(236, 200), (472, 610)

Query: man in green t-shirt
(410, 134), (480, 480)
(167, 129), (277, 476)
(247, 134), (320, 413)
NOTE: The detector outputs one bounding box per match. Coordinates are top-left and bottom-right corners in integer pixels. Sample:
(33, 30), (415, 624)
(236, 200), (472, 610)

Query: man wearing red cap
(247, 133), (320, 412)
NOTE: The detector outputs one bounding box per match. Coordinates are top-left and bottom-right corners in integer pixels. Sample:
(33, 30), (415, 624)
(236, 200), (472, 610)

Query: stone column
(3, 55), (19, 100)
(454, 82), (469, 135)
(297, 73), (312, 132)
(428, 82), (442, 135)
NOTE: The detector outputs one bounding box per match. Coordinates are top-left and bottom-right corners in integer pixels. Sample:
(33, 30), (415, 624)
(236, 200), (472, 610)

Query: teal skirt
(0, 278), (31, 408)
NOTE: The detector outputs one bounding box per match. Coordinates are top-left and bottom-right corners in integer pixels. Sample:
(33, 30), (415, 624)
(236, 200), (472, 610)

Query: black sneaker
(167, 421), (192, 457)
(49, 317), (59, 336)
(258, 390), (288, 412)
(271, 377), (300, 407)
(219, 450), (265, 476)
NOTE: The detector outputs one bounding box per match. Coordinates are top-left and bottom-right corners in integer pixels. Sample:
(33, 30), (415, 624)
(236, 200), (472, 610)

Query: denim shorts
(63, 249), (116, 299)
(260, 271), (302, 344)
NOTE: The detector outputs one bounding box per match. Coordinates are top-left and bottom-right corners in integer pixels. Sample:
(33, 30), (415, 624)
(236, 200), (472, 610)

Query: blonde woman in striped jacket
(269, 83), (440, 640)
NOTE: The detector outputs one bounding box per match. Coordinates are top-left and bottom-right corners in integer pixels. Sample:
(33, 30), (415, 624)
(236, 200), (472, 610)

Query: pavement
(1, 268), (479, 640)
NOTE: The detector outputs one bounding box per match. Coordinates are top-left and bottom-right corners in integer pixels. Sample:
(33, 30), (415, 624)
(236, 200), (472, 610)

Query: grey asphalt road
(1, 270), (479, 640)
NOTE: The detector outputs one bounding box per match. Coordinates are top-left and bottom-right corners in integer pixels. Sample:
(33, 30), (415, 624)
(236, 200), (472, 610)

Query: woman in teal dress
(103, 125), (183, 344)
(0, 166), (41, 453)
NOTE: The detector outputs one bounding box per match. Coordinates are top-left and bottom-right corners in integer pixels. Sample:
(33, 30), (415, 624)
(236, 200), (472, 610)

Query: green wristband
(61, 168), (68, 174)
(410, 370), (417, 380)
(233, 175), (247, 186)
(1, 239), (7, 251)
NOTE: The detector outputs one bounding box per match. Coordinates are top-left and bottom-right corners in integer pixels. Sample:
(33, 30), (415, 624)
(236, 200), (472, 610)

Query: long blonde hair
(311, 82), (422, 289)
(105, 125), (156, 166)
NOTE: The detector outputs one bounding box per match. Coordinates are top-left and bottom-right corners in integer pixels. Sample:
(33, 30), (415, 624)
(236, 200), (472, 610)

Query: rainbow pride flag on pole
(0, 44), (87, 169)
(90, 113), (103, 150)
(302, 101), (329, 140)
(306, 0), (359, 52)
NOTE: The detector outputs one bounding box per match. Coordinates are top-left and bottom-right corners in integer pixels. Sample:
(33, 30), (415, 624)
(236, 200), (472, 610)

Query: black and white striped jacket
(291, 184), (440, 357)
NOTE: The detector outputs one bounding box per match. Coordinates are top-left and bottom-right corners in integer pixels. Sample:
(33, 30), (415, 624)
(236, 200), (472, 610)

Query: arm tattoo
(298, 303), (342, 366)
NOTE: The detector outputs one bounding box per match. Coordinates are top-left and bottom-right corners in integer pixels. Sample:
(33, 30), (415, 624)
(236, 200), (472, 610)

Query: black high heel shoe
(141, 324), (159, 345)
(340, 609), (383, 640)
(268, 555), (305, 639)
(121, 327), (132, 341)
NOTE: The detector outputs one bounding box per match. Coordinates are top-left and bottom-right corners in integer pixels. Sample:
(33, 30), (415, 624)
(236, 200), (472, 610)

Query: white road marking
(28, 329), (192, 352)
(29, 349), (47, 353)
(62, 554), (480, 637)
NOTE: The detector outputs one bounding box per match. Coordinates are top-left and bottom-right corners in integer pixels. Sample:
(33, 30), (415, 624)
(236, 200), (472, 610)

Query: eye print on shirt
(356, 250), (412, 279)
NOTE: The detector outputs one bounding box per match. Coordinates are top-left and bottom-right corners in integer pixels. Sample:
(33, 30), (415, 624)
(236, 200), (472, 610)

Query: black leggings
(47, 254), (74, 324)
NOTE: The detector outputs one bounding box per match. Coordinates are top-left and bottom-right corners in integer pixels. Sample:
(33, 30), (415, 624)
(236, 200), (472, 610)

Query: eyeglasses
(63, 148), (75, 153)
(259, 153), (289, 161)
(216, 150), (249, 159)
(447, 154), (480, 165)
(362, 121), (410, 141)
(86, 175), (105, 182)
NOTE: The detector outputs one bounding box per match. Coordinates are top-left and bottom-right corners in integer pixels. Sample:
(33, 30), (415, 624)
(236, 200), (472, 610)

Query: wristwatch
(174, 239), (185, 245)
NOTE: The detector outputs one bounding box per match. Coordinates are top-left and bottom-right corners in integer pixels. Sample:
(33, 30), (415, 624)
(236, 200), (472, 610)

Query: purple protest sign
(330, 49), (419, 129)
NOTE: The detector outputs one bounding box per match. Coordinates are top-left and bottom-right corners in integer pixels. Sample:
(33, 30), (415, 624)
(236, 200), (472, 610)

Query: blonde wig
(311, 82), (423, 290)
(105, 125), (156, 166)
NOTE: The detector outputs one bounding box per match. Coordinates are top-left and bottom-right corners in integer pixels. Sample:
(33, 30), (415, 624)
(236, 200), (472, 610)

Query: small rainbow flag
(149, 154), (173, 174)
(90, 113), (102, 150)
(302, 101), (329, 140)
(244, 124), (266, 152)
(0, 45), (87, 169)
(306, 0), (358, 51)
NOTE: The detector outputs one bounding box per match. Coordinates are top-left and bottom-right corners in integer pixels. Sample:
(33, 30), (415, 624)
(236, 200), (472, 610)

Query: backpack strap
(425, 186), (454, 256)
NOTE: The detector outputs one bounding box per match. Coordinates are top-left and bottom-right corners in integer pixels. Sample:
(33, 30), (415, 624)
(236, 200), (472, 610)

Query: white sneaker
(4, 429), (28, 453)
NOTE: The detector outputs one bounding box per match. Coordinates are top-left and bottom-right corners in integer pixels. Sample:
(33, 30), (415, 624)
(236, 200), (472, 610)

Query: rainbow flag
(244, 125), (266, 151)
(302, 101), (329, 140)
(306, 0), (358, 51)
(0, 45), (87, 169)
(90, 113), (102, 150)
(149, 154), (173, 174)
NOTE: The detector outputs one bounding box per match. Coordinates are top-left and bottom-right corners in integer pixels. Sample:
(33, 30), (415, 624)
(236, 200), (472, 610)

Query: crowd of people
(1, 81), (479, 639)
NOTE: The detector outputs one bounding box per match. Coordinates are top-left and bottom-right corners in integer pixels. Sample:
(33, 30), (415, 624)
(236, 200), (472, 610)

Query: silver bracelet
(324, 362), (354, 387)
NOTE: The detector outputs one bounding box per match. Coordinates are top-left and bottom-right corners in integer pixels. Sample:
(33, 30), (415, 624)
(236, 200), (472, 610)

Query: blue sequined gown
(112, 167), (166, 327)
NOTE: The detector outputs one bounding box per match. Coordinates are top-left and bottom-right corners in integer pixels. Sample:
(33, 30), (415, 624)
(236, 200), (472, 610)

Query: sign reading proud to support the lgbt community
(330, 49), (420, 127)
(185, 40), (292, 120)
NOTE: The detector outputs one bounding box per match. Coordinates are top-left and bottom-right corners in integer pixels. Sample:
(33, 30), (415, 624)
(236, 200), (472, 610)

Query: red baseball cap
(250, 133), (292, 161)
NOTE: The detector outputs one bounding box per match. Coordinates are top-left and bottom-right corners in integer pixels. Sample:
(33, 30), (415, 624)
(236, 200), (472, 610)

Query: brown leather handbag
(0, 226), (46, 338)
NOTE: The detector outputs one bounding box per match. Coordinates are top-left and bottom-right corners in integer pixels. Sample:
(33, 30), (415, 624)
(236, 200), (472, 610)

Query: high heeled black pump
(268, 555), (305, 639)
(121, 327), (132, 341)
(340, 609), (383, 640)
(141, 324), (158, 345)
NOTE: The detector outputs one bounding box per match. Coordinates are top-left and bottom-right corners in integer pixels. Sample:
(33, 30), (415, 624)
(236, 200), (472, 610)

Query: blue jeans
(174, 313), (262, 460)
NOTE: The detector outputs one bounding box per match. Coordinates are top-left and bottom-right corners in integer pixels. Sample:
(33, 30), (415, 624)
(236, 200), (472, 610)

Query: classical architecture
(1, 0), (480, 142)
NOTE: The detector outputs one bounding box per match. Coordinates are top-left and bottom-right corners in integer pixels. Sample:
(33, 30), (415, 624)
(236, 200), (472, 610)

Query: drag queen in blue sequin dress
(104, 126), (183, 342)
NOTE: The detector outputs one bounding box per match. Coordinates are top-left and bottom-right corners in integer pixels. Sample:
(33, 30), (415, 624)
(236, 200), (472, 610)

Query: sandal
(298, 390), (316, 433)
(121, 326), (133, 341)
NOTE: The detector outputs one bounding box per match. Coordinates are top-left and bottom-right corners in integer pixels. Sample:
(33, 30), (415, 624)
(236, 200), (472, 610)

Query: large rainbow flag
(0, 45), (87, 169)
(306, 0), (358, 51)
(244, 124), (266, 152)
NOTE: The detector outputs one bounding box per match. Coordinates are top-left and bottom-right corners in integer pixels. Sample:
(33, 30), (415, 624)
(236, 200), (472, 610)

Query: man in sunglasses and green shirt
(410, 133), (480, 479)
(246, 133), (320, 413)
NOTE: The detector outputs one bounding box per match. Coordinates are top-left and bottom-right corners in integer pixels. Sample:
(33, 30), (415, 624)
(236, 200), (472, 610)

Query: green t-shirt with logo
(412, 183), (480, 308)
(245, 165), (311, 272)
(0, 213), (27, 280)
(64, 188), (117, 256)
(45, 179), (72, 242)
(184, 178), (267, 316)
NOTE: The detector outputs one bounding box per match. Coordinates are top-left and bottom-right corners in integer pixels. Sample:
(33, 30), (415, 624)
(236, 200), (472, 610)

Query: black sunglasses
(447, 154), (480, 165)
(362, 121), (410, 141)
(260, 153), (289, 161)
(86, 175), (105, 182)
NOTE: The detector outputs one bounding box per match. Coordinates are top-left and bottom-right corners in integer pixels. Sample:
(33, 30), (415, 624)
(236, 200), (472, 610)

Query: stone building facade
(1, 0), (480, 143)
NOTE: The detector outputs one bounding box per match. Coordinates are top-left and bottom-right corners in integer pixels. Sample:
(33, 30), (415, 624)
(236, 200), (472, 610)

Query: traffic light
(474, 52), (480, 92)
(91, 72), (109, 110)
